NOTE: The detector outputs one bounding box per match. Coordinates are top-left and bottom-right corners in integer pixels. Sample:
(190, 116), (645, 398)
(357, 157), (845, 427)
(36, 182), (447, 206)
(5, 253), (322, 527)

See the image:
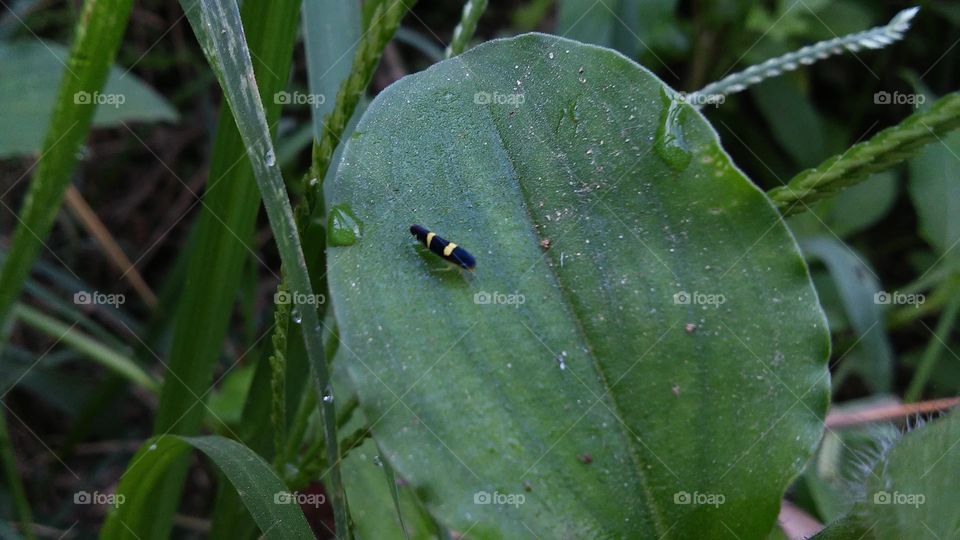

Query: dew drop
(291, 308), (302, 324)
(264, 149), (276, 167)
(327, 205), (363, 246)
(373, 455), (383, 467)
(654, 89), (692, 171)
(322, 387), (334, 403)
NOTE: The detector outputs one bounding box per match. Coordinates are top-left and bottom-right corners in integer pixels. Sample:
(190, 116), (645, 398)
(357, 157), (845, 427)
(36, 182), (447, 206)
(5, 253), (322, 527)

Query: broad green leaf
(103, 435), (313, 539)
(802, 237), (892, 392)
(814, 410), (960, 539)
(0, 40), (178, 158)
(326, 34), (829, 538)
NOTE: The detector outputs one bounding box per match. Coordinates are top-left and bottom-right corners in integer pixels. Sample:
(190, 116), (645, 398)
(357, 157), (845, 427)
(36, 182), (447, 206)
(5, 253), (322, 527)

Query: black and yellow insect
(409, 224), (476, 269)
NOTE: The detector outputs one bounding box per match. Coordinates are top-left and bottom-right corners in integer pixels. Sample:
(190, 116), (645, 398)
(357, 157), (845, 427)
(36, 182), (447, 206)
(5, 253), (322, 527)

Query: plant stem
(444, 0), (488, 58)
(0, 408), (37, 540)
(905, 293), (960, 402)
(768, 92), (960, 215)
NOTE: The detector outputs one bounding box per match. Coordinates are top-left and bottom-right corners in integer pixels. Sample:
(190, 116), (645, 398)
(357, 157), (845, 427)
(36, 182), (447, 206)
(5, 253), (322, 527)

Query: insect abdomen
(409, 224), (476, 269)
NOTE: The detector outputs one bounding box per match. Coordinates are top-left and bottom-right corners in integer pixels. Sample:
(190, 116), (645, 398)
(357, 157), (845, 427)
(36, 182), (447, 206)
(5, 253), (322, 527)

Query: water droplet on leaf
(327, 205), (363, 246)
(654, 89), (692, 171)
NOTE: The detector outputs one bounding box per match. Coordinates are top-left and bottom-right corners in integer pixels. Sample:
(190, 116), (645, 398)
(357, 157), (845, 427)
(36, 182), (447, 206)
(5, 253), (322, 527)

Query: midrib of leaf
(468, 57), (670, 535)
(178, 0), (348, 535)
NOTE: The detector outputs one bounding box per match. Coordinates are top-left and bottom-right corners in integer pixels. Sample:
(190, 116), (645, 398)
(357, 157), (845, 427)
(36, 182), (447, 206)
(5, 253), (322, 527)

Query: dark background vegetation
(1, 0), (957, 536)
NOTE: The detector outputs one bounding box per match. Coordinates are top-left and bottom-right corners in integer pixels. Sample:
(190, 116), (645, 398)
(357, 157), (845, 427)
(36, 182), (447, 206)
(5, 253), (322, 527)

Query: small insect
(409, 224), (476, 269)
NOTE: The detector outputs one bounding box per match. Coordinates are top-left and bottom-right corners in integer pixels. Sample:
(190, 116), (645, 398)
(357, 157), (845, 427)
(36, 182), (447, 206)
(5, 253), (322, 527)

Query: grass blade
(105, 435), (314, 539)
(13, 303), (159, 393)
(105, 0), (302, 538)
(0, 0), (134, 341)
(444, 0), (488, 58)
(178, 0), (349, 535)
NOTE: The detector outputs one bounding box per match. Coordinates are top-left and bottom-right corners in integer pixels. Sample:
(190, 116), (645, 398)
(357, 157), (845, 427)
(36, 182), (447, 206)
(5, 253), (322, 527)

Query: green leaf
(302, 0), (361, 141)
(751, 75), (826, 168)
(179, 0), (348, 534)
(814, 410), (960, 539)
(326, 33), (829, 537)
(12, 303), (159, 393)
(788, 171), (898, 239)
(0, 40), (178, 159)
(556, 0), (680, 62)
(116, 0), (301, 538)
(103, 435), (313, 539)
(0, 0), (134, 347)
(908, 129), (960, 260)
(802, 237), (892, 392)
(343, 437), (439, 539)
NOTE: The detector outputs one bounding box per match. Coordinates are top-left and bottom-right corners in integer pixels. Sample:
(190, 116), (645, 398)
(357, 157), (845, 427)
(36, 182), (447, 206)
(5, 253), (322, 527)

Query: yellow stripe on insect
(443, 243), (458, 257)
(425, 232), (436, 248)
